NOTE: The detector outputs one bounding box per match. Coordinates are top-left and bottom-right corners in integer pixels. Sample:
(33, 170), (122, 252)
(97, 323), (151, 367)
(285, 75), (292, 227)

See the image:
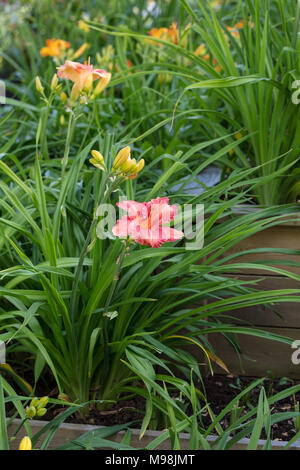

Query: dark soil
(7, 372), (299, 442)
(198, 375), (299, 442)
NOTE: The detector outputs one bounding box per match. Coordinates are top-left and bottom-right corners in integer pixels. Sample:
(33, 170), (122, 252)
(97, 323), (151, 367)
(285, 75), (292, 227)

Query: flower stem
(69, 176), (122, 351)
(101, 241), (129, 390)
(61, 110), (75, 179)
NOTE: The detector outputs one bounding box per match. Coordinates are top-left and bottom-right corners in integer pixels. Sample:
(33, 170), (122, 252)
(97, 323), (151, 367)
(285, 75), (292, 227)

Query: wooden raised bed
(7, 418), (300, 450)
(209, 212), (300, 378)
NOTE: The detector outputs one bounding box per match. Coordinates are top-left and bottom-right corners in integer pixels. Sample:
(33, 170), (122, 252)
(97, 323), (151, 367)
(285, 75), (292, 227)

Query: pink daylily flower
(112, 197), (184, 248)
(57, 60), (110, 99)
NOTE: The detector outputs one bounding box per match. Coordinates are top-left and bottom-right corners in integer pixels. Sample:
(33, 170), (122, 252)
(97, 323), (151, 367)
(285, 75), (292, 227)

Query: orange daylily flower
(234, 19), (255, 29)
(194, 44), (206, 57)
(195, 44), (221, 72)
(212, 58), (222, 72)
(229, 132), (244, 156)
(194, 43), (210, 61)
(148, 21), (179, 46)
(40, 38), (70, 58)
(57, 60), (111, 100)
(225, 19), (254, 40)
(115, 59), (135, 75)
(226, 26), (241, 39)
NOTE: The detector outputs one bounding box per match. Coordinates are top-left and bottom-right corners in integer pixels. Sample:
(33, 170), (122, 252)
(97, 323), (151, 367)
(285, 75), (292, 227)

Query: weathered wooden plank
(201, 215), (300, 377)
(224, 225), (300, 275)
(208, 327), (300, 378)
(223, 275), (300, 328)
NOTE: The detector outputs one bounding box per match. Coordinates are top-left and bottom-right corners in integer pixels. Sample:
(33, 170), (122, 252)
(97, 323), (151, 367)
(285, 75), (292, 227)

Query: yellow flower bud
(89, 150), (106, 171)
(135, 158), (145, 173)
(127, 162), (138, 175)
(234, 132), (243, 140)
(113, 146), (131, 170)
(158, 73), (172, 84)
(36, 407), (47, 417)
(35, 76), (44, 95)
(60, 92), (68, 104)
(120, 158), (136, 174)
(26, 405), (36, 419)
(229, 132), (243, 156)
(78, 20), (90, 33)
(38, 396), (49, 408)
(127, 158), (144, 176)
(19, 436), (32, 451)
(125, 159), (145, 179)
(83, 73), (94, 93)
(30, 397), (39, 408)
(50, 73), (58, 91)
(93, 73), (111, 97)
(70, 84), (80, 102)
(72, 42), (89, 60)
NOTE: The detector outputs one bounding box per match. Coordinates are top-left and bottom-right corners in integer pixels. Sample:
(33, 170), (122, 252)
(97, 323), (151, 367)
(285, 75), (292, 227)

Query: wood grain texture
(222, 274), (300, 328)
(208, 327), (300, 378)
(223, 225), (300, 275)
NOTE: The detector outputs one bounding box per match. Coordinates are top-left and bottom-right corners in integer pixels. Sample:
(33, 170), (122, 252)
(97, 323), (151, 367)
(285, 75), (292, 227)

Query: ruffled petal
(112, 216), (140, 239)
(57, 61), (94, 89)
(116, 200), (146, 219)
(160, 227), (184, 241)
(134, 226), (183, 248)
(149, 199), (177, 226)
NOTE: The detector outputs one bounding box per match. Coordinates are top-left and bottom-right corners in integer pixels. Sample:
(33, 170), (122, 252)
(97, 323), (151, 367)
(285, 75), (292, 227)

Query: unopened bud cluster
(89, 146), (144, 179)
(112, 146), (144, 179)
(25, 396), (49, 419)
(35, 73), (62, 99)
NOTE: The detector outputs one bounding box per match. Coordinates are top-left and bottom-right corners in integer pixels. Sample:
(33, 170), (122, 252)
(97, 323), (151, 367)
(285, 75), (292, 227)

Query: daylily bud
(19, 436), (32, 450)
(135, 158), (145, 173)
(58, 393), (70, 402)
(113, 146), (131, 170)
(72, 42), (89, 60)
(83, 73), (94, 93)
(90, 150), (106, 171)
(25, 405), (36, 419)
(38, 396), (49, 408)
(35, 76), (44, 95)
(93, 73), (111, 96)
(50, 73), (58, 91)
(60, 91), (68, 104)
(30, 397), (40, 408)
(70, 84), (80, 102)
(126, 159), (145, 179)
(60, 114), (65, 126)
(234, 132), (243, 140)
(158, 73), (172, 84)
(78, 20), (90, 33)
(91, 150), (103, 160)
(120, 158), (136, 173)
(36, 407), (47, 417)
